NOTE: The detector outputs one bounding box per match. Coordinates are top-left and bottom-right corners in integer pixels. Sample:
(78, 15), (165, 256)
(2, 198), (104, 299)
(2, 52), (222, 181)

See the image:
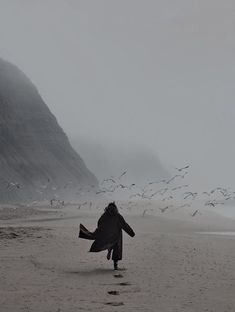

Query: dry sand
(0, 202), (235, 312)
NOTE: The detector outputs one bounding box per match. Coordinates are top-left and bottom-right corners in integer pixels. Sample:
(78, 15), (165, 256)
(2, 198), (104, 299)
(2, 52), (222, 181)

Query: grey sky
(0, 0), (235, 190)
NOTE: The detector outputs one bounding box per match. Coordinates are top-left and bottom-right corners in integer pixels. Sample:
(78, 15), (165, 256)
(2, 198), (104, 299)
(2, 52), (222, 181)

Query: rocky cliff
(0, 58), (98, 203)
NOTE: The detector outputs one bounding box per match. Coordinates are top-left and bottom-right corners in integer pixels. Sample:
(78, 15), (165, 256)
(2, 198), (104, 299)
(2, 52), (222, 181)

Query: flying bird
(225, 196), (235, 201)
(183, 192), (198, 200)
(191, 210), (199, 217)
(148, 188), (168, 198)
(165, 175), (180, 184)
(162, 196), (173, 202)
(174, 203), (191, 210)
(202, 191), (211, 196)
(205, 200), (224, 207)
(172, 185), (189, 191)
(96, 190), (106, 195)
(118, 170), (127, 179)
(148, 179), (166, 185)
(101, 178), (116, 185)
(174, 165), (190, 172)
(6, 182), (21, 190)
(210, 187), (228, 195)
(166, 173), (187, 184)
(159, 205), (173, 213)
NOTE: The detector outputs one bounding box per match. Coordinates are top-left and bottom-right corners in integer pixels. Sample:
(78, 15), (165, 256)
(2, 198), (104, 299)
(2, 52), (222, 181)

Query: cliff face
(0, 58), (98, 203)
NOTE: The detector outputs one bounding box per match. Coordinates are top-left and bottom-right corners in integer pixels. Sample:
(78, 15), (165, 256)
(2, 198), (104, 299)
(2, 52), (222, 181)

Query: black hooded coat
(79, 210), (135, 261)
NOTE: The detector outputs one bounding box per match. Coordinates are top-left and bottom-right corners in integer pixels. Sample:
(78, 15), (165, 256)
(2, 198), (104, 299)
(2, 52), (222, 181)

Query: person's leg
(113, 260), (118, 270)
(112, 244), (119, 270)
(107, 248), (112, 260)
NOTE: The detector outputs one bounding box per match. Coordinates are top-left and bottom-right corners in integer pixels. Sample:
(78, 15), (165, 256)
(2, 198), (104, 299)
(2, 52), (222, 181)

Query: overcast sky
(0, 0), (235, 190)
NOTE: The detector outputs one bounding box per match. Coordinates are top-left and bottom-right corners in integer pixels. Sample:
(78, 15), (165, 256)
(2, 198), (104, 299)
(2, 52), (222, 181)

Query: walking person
(79, 202), (135, 270)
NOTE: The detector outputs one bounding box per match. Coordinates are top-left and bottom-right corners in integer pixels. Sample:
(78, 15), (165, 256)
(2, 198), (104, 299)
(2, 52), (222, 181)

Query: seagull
(183, 192), (198, 200)
(148, 179), (166, 185)
(100, 170), (127, 187)
(202, 191), (211, 196)
(210, 187), (228, 194)
(159, 188), (168, 195)
(159, 205), (173, 213)
(219, 189), (229, 197)
(174, 203), (191, 210)
(129, 193), (139, 199)
(96, 190), (106, 195)
(147, 189), (165, 198)
(128, 183), (136, 189)
(172, 185), (189, 191)
(116, 184), (128, 189)
(181, 171), (188, 179)
(129, 193), (150, 200)
(96, 185), (116, 194)
(162, 196), (173, 202)
(174, 165), (190, 172)
(101, 178), (116, 185)
(205, 200), (224, 207)
(165, 175), (181, 184)
(142, 209), (148, 217)
(6, 182), (21, 190)
(191, 210), (199, 217)
(129, 184), (151, 199)
(225, 196), (235, 201)
(118, 170), (127, 180)
(165, 173), (187, 184)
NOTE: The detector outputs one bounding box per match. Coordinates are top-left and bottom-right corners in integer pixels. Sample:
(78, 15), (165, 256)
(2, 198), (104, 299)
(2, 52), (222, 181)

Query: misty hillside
(0, 58), (98, 203)
(71, 137), (169, 184)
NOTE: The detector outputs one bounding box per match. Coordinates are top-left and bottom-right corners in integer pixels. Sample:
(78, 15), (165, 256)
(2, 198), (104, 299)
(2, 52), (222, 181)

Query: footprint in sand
(107, 290), (119, 295)
(117, 282), (131, 286)
(104, 302), (124, 306)
(114, 273), (123, 278)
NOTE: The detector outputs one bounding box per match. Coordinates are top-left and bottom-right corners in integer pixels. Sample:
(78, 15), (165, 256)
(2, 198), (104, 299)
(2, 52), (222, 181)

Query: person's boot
(107, 249), (112, 260)
(114, 261), (118, 270)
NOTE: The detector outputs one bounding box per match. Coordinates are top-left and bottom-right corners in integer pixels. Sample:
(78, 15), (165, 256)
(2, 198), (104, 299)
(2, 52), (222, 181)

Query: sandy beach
(0, 203), (235, 312)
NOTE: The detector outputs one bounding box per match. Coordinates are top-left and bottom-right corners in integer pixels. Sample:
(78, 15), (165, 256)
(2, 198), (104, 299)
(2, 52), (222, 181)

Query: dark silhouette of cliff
(0, 58), (98, 203)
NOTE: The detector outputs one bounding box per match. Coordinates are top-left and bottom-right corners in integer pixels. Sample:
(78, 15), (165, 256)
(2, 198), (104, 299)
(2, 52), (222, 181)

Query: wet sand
(0, 203), (235, 312)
